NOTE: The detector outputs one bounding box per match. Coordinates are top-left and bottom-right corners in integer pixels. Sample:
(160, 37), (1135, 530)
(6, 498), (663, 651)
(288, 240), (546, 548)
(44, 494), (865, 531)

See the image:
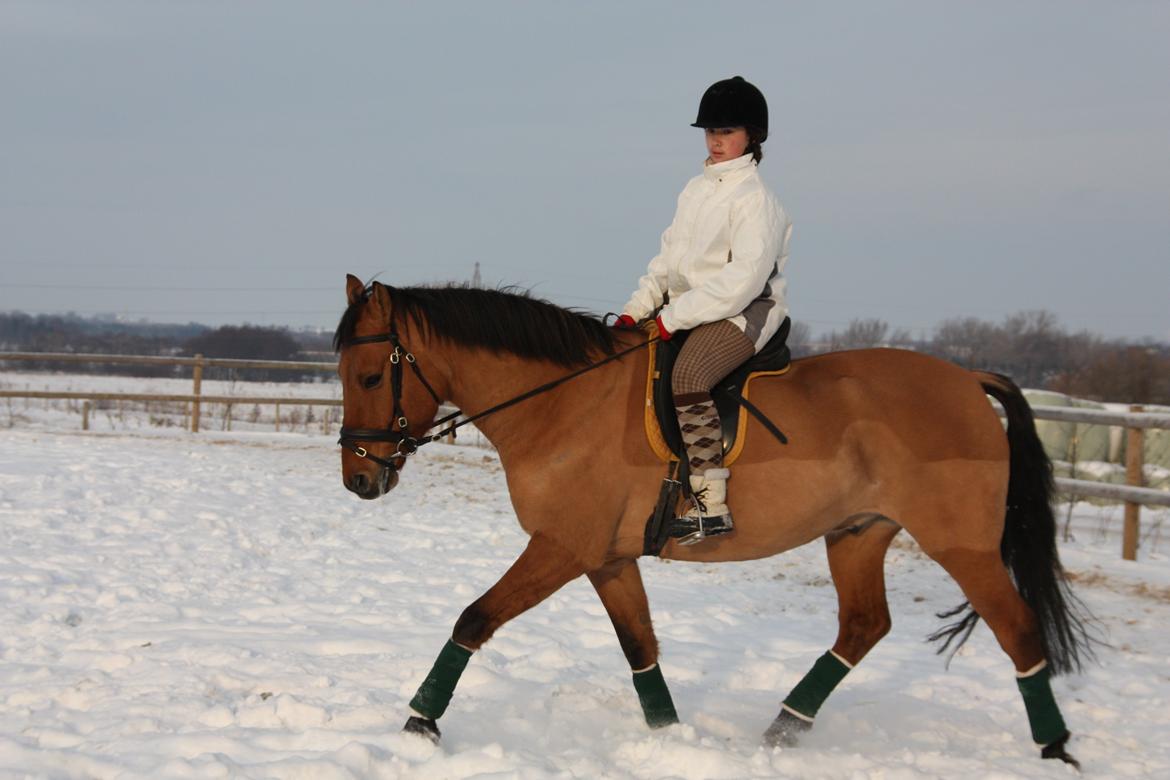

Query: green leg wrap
(782, 651), (853, 720)
(409, 639), (473, 720)
(1016, 663), (1068, 745)
(632, 664), (680, 728)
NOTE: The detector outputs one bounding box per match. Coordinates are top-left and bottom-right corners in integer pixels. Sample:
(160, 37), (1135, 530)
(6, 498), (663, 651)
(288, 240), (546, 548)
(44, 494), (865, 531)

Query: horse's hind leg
(765, 518), (900, 747)
(404, 532), (587, 741)
(588, 558), (679, 728)
(929, 546), (1076, 764)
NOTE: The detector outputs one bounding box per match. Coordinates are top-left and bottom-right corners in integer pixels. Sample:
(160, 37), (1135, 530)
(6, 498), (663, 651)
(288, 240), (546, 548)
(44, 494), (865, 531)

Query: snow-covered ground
(2, 377), (1169, 778)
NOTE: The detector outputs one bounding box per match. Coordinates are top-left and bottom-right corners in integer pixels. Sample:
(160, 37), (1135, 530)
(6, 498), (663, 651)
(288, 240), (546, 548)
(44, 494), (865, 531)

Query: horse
(333, 275), (1092, 766)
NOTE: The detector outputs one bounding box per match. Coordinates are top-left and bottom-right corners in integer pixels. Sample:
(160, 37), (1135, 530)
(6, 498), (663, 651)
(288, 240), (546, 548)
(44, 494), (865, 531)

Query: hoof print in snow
(1041, 732), (1080, 770)
(763, 710), (812, 748)
(403, 715), (441, 743)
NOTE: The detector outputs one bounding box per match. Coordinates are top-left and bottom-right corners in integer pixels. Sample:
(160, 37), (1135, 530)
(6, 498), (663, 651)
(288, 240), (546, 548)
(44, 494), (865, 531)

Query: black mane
(334, 283), (617, 367)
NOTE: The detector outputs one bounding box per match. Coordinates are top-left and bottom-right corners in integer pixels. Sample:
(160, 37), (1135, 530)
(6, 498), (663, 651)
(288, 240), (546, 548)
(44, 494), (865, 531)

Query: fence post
(82, 401), (90, 431)
(1122, 404), (1144, 561)
(275, 402), (281, 432)
(191, 354), (204, 433)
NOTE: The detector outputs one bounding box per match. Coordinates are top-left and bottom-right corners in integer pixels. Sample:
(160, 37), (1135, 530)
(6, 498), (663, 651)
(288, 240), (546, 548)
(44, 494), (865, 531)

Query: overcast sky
(2, 1), (1168, 340)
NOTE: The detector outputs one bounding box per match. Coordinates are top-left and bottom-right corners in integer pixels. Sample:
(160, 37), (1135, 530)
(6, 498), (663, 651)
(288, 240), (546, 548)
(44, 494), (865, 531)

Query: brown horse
(334, 276), (1092, 765)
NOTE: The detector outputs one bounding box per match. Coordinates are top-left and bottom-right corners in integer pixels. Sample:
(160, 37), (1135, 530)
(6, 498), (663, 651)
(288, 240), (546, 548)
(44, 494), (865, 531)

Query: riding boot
(675, 467), (734, 545)
(671, 392), (734, 545)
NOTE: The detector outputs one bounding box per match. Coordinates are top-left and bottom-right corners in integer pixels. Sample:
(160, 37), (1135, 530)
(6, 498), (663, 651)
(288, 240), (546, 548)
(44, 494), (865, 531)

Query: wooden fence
(4, 351), (1168, 560)
(0, 351), (337, 433)
(1010, 404), (1170, 560)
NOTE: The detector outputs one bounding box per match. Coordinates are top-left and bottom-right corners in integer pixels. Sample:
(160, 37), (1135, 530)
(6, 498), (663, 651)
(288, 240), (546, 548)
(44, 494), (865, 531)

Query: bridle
(338, 318), (656, 476)
(337, 327), (455, 473)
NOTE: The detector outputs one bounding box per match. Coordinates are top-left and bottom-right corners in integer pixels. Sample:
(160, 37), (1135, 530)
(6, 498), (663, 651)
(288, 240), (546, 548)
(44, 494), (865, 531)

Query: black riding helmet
(691, 76), (768, 142)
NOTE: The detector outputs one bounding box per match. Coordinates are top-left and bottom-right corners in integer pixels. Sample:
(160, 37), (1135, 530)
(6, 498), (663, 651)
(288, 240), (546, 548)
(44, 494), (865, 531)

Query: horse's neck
(440, 344), (621, 454)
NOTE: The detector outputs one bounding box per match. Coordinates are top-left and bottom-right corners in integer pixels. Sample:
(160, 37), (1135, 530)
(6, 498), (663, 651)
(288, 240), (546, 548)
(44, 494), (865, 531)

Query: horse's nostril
(349, 473), (369, 493)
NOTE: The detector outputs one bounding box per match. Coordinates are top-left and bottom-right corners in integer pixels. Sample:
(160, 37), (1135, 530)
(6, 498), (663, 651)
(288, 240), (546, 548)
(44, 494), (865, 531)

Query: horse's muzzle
(345, 466), (397, 499)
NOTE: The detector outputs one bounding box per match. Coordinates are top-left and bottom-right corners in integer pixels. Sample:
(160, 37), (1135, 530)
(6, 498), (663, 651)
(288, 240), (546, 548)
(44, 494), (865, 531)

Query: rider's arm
(622, 222), (674, 321)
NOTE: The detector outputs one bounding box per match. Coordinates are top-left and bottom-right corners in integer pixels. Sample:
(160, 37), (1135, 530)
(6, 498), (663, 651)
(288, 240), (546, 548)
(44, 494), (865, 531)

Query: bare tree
(888, 327), (914, 348)
(830, 318), (889, 351)
(1052, 343), (1170, 405)
(183, 325), (310, 381)
(931, 316), (1003, 369)
(998, 310), (1064, 387)
(787, 320), (812, 357)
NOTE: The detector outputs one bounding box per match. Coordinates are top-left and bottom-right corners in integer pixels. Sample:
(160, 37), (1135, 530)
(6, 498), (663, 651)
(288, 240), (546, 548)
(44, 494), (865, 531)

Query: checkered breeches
(670, 320), (756, 395)
(671, 320), (756, 472)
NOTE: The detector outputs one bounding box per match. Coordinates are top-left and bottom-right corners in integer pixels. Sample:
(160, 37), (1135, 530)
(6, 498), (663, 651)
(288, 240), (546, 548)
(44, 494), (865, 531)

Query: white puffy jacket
(623, 153), (791, 351)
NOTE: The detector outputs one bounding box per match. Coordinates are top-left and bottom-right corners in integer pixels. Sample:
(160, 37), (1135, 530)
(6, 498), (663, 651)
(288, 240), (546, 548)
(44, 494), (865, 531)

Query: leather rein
(337, 324), (655, 474)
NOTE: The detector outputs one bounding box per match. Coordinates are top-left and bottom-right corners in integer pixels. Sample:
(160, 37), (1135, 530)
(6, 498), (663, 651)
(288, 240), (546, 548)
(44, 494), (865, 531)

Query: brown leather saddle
(646, 316), (792, 466)
(640, 317), (792, 555)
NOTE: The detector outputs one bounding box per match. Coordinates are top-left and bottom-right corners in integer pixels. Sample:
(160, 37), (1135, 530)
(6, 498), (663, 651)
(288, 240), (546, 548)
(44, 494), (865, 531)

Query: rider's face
(705, 127), (749, 164)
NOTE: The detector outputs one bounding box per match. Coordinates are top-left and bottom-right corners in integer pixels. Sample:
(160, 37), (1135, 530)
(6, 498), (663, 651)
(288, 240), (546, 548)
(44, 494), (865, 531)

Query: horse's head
(335, 275), (443, 499)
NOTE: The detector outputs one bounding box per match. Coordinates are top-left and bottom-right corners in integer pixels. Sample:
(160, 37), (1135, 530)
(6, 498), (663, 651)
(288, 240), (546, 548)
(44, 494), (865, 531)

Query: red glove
(655, 315), (672, 341)
(612, 313), (638, 330)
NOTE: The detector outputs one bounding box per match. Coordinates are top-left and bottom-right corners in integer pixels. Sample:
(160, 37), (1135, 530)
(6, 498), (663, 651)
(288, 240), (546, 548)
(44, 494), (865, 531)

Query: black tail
(929, 372), (1095, 675)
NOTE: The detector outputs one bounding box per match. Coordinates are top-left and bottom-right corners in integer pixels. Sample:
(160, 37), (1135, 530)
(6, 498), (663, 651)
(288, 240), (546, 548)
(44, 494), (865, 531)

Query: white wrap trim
(780, 703), (816, 723)
(1016, 659), (1048, 678)
(829, 650), (855, 670)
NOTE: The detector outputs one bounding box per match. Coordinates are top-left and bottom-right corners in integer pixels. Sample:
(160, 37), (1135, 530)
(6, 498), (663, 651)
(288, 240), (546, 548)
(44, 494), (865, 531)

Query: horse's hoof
(1040, 731), (1080, 770)
(403, 715), (441, 743)
(763, 709), (812, 748)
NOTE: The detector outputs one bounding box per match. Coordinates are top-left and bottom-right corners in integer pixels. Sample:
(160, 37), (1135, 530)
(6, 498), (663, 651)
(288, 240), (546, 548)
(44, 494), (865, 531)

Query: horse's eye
(362, 374), (382, 390)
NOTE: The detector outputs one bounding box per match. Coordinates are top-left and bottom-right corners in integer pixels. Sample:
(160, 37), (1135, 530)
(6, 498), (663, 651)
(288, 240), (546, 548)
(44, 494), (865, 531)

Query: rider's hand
(612, 313), (638, 330)
(655, 315), (673, 341)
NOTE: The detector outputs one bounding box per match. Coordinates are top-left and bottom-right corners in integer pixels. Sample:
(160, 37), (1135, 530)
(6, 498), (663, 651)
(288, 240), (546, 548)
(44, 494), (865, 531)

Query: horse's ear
(345, 274), (364, 305)
(368, 282), (391, 316)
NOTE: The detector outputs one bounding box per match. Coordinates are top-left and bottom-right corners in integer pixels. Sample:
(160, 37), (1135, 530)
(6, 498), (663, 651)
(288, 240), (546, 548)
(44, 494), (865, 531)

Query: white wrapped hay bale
(1022, 390), (1074, 462)
(1070, 397), (1112, 463)
(1142, 405), (1170, 473)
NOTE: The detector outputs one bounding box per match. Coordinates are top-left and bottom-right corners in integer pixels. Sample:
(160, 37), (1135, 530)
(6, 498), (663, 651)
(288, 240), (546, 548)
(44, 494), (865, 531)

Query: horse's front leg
(403, 532), (587, 741)
(588, 558), (680, 728)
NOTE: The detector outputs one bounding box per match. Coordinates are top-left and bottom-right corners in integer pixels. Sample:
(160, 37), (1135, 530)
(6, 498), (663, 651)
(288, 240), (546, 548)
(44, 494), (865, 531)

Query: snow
(2, 376), (1170, 778)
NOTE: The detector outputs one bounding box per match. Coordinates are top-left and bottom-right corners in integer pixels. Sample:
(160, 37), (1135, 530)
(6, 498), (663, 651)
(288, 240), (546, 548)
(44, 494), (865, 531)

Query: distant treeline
(0, 312), (332, 381)
(789, 310), (1170, 406)
(3, 309), (1168, 403)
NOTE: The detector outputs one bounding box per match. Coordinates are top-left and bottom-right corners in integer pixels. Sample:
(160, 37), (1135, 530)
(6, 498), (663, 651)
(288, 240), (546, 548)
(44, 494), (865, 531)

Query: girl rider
(615, 76), (792, 544)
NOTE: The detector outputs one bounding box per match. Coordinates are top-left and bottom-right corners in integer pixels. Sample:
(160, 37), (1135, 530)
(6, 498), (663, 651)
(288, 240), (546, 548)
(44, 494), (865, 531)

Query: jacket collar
(702, 153), (756, 181)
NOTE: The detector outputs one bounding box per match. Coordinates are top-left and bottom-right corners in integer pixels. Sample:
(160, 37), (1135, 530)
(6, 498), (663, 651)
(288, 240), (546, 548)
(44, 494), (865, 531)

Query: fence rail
(996, 402), (1165, 561)
(2, 350), (337, 433)
(1054, 477), (1170, 508)
(4, 350), (1168, 560)
(0, 351), (336, 372)
(1028, 404), (1170, 430)
(0, 390), (339, 406)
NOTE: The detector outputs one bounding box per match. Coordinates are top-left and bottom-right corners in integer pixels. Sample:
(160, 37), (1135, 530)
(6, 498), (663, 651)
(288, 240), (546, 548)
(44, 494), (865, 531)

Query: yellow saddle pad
(643, 337), (790, 467)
